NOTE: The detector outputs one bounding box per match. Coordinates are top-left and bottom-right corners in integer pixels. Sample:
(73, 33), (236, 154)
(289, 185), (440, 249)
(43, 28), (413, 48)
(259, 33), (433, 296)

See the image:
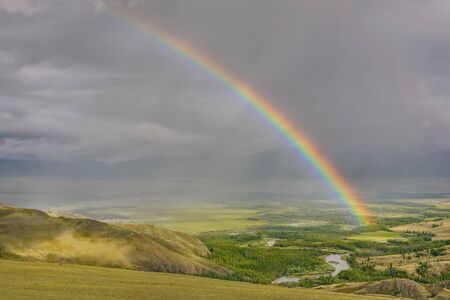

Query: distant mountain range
(332, 149), (450, 178)
(0, 149), (449, 179)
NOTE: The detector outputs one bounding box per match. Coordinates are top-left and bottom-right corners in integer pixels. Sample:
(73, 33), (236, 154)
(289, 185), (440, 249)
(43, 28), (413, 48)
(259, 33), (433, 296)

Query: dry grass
(391, 218), (450, 240)
(0, 259), (384, 300)
(357, 246), (450, 276)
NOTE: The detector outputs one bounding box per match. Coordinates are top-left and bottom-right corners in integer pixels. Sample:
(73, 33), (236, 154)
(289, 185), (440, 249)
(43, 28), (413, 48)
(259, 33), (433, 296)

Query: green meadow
(347, 231), (405, 242)
(151, 208), (267, 233)
(85, 205), (266, 233)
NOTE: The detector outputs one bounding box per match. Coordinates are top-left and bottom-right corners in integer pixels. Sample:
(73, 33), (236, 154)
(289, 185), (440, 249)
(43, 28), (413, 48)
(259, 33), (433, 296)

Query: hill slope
(316, 279), (450, 299)
(0, 259), (387, 300)
(0, 204), (227, 275)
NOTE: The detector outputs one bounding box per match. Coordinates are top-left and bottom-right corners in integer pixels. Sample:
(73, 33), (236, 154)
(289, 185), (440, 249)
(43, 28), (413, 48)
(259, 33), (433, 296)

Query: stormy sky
(0, 0), (449, 163)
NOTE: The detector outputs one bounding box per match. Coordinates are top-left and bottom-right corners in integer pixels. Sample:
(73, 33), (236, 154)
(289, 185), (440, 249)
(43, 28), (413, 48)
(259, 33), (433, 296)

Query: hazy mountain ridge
(0, 149), (449, 179)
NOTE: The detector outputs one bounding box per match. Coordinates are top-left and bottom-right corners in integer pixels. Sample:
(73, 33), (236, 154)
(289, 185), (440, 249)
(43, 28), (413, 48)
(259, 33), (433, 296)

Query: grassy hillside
(0, 204), (227, 275)
(0, 259), (385, 300)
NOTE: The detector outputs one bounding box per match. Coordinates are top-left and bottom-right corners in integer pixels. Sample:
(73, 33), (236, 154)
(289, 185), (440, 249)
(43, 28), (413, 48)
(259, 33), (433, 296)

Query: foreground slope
(0, 259), (387, 300)
(0, 204), (226, 275)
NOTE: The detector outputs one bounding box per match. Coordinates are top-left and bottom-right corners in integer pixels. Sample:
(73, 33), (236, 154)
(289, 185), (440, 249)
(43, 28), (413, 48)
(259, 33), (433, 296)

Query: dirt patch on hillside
(317, 279), (450, 299)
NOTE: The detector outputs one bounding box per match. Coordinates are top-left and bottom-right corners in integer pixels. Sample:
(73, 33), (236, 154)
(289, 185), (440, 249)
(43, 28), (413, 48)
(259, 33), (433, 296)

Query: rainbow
(108, 7), (370, 226)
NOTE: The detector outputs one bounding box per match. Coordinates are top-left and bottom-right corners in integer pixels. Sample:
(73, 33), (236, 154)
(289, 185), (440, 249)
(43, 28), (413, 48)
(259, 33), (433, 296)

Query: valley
(1, 191), (448, 299)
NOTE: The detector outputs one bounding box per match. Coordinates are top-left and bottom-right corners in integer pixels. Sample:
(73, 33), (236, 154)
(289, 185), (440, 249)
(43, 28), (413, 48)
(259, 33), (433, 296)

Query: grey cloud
(0, 95), (210, 162)
(0, 0), (51, 15)
(0, 0), (449, 164)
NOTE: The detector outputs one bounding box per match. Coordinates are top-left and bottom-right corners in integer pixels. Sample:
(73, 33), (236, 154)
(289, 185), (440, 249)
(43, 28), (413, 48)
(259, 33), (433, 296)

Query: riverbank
(273, 253), (350, 284)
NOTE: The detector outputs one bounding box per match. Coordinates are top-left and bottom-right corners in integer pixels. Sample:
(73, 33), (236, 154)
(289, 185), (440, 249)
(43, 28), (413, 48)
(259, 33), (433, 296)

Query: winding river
(325, 254), (350, 276)
(272, 253), (350, 284)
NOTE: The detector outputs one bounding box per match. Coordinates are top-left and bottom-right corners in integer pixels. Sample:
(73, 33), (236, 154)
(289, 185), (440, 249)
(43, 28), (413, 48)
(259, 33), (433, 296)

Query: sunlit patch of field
(138, 208), (266, 233)
(71, 203), (358, 234)
(390, 218), (450, 240)
(435, 200), (450, 209)
(366, 204), (421, 218)
(363, 199), (450, 231)
(357, 245), (450, 277)
(8, 230), (134, 268)
(55, 197), (379, 235)
(85, 203), (267, 234)
(347, 231), (405, 242)
(401, 198), (450, 207)
(286, 220), (329, 227)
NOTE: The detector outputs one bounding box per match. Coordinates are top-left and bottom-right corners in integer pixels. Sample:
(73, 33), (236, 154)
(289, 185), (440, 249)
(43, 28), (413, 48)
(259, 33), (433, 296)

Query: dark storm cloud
(0, 0), (448, 162)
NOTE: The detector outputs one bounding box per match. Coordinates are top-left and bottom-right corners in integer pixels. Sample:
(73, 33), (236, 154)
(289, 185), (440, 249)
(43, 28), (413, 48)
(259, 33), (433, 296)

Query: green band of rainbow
(109, 8), (370, 226)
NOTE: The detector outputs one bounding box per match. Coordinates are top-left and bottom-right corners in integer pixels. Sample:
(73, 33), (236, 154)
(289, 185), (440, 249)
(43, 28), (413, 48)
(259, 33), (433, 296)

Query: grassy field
(150, 208), (266, 233)
(98, 206), (267, 233)
(391, 218), (450, 240)
(347, 231), (405, 242)
(63, 199), (358, 234)
(357, 245), (450, 276)
(0, 259), (383, 300)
